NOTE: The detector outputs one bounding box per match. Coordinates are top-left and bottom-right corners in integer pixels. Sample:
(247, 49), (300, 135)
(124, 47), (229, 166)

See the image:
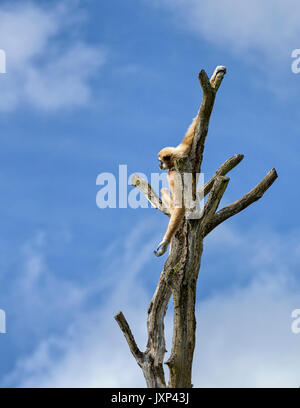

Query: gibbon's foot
(154, 240), (169, 257)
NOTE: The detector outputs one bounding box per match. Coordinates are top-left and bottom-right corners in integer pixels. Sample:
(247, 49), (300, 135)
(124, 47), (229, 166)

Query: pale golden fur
(154, 116), (197, 257)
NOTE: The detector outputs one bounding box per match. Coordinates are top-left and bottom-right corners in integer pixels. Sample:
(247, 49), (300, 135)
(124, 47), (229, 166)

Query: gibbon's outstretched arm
(157, 65), (226, 166)
(178, 115), (198, 156)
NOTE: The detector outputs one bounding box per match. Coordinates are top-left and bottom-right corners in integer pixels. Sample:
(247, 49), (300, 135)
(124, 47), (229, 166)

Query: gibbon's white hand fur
(154, 66), (226, 257)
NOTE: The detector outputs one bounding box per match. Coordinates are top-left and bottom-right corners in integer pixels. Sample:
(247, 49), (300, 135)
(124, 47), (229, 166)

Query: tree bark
(115, 66), (278, 388)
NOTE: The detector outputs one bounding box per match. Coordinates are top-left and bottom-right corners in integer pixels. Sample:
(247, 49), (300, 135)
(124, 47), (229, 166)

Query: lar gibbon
(154, 66), (226, 257)
(154, 116), (196, 257)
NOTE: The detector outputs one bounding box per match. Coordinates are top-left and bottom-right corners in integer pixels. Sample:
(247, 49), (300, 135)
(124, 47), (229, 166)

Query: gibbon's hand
(215, 65), (226, 74)
(154, 240), (169, 257)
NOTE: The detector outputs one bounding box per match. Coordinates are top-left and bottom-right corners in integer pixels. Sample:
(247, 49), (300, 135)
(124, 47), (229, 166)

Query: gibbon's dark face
(159, 155), (171, 170)
(158, 147), (174, 170)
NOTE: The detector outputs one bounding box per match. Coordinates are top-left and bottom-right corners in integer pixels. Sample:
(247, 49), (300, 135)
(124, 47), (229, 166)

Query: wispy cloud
(2, 220), (300, 387)
(0, 2), (105, 111)
(1, 219), (161, 387)
(2, 230), (87, 341)
(155, 0), (300, 67)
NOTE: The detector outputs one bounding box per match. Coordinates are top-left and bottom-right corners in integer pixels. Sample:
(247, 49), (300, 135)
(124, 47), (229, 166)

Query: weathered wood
(165, 223), (203, 388)
(114, 311), (143, 365)
(115, 66), (277, 388)
(203, 168), (278, 237)
(131, 173), (170, 216)
(200, 176), (230, 224)
(198, 153), (244, 198)
(165, 66), (227, 388)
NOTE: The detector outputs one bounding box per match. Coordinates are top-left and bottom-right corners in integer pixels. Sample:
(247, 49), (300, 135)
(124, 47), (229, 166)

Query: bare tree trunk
(115, 66), (278, 388)
(166, 224), (203, 388)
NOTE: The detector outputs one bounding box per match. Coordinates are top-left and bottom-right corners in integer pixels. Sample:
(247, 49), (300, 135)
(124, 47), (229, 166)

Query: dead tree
(114, 66), (278, 388)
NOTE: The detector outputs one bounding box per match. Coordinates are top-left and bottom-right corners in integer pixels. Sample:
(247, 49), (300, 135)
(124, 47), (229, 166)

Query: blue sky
(0, 0), (299, 387)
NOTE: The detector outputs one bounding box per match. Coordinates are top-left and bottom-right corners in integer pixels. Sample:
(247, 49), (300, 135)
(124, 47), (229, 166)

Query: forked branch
(198, 153), (244, 198)
(192, 66), (226, 173)
(200, 176), (230, 229)
(203, 168), (278, 236)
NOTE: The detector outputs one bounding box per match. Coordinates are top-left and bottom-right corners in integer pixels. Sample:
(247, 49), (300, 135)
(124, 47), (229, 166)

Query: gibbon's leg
(160, 187), (173, 211)
(155, 170), (185, 256)
(154, 206), (185, 257)
(154, 188), (173, 257)
(163, 206), (185, 243)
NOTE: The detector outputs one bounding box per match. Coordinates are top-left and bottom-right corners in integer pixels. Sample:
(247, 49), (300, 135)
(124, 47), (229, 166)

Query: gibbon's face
(158, 148), (174, 170)
(159, 155), (171, 170)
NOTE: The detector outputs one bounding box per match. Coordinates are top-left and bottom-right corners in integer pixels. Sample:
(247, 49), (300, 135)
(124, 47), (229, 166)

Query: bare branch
(144, 271), (172, 388)
(131, 174), (170, 216)
(203, 168), (278, 236)
(198, 154), (244, 198)
(200, 176), (230, 229)
(114, 311), (144, 365)
(191, 66), (226, 174)
(198, 69), (213, 96)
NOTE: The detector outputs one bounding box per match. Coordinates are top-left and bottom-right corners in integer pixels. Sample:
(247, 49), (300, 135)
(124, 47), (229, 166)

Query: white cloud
(1, 220), (161, 387)
(194, 272), (300, 387)
(0, 229), (87, 340)
(156, 0), (300, 66)
(2, 220), (300, 387)
(0, 2), (105, 111)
